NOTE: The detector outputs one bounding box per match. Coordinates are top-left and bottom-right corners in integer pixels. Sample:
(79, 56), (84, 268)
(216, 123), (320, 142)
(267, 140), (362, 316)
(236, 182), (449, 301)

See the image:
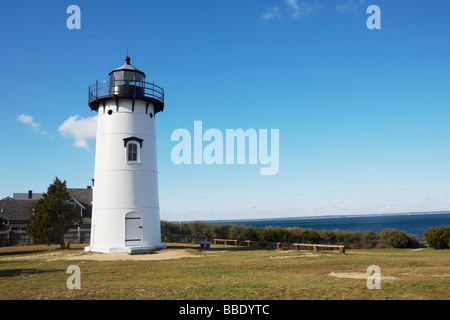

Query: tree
(26, 177), (82, 249)
(424, 225), (450, 250)
(379, 228), (418, 248)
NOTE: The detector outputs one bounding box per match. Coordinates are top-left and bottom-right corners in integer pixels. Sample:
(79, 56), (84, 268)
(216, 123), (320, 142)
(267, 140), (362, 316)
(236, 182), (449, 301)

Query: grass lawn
(0, 243), (449, 300)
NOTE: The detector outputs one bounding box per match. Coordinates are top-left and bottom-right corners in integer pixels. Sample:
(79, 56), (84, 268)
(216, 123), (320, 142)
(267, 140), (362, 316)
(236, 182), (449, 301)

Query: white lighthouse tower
(85, 57), (166, 254)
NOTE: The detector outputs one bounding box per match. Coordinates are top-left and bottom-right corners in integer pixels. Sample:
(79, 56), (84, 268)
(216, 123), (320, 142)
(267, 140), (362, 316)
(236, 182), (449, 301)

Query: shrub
(229, 225), (256, 242)
(188, 221), (205, 238)
(211, 224), (232, 239)
(334, 230), (355, 245)
(303, 229), (320, 243)
(290, 228), (304, 241)
(361, 231), (379, 249)
(161, 221), (177, 234)
(424, 225), (450, 250)
(160, 221), (420, 249)
(255, 227), (290, 242)
(317, 230), (336, 243)
(379, 229), (416, 248)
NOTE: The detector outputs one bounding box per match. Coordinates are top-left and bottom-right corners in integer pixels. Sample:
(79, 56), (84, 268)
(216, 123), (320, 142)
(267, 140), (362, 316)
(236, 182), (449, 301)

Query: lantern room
(88, 56), (164, 114)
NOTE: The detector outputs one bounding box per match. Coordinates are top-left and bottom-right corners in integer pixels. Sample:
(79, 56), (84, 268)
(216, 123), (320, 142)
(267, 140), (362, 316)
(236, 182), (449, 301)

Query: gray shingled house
(0, 188), (92, 232)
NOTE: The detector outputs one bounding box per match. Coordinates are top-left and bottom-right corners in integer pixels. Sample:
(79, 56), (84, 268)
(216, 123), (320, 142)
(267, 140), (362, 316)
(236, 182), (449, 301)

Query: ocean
(204, 213), (450, 240)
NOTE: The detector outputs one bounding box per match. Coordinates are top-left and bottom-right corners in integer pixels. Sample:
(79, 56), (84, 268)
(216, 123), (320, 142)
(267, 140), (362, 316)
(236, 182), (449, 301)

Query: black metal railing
(88, 79), (164, 105)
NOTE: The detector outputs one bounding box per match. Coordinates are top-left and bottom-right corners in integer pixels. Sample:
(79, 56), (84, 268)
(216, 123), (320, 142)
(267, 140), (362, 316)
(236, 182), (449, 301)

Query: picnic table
(198, 241), (212, 250)
(245, 240), (282, 250)
(213, 239), (238, 245)
(292, 243), (345, 254)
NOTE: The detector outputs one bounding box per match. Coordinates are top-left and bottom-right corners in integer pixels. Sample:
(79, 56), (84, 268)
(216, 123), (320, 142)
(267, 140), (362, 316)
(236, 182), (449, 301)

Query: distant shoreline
(177, 211), (450, 224)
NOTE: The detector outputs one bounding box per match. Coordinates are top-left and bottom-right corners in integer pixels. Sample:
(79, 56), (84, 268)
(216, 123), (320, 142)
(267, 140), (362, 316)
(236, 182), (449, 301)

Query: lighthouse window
(127, 143), (138, 162)
(123, 137), (143, 164)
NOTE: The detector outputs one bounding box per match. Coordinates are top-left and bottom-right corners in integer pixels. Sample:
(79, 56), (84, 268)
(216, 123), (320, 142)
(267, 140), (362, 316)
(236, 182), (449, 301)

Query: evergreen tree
(424, 225), (450, 250)
(26, 177), (82, 249)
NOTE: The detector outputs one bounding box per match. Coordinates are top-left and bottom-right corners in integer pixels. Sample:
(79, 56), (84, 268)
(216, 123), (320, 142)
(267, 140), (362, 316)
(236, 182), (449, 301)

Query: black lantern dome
(110, 56), (146, 80)
(88, 57), (164, 113)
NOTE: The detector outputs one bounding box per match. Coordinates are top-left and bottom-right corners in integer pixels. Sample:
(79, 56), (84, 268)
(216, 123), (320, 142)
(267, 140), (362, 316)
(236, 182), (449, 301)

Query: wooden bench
(292, 243), (345, 254)
(245, 240), (282, 250)
(213, 239), (238, 245)
(198, 241), (212, 250)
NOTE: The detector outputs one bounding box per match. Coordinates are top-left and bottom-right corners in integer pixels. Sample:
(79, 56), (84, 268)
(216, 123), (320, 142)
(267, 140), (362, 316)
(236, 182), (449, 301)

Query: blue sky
(1, 0), (450, 222)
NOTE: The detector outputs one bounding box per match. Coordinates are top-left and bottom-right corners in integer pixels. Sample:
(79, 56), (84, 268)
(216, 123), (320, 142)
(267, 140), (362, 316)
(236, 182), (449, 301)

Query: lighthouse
(85, 57), (166, 254)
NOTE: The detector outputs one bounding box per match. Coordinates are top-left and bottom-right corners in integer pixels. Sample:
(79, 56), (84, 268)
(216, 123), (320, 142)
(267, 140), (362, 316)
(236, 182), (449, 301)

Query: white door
(125, 212), (142, 245)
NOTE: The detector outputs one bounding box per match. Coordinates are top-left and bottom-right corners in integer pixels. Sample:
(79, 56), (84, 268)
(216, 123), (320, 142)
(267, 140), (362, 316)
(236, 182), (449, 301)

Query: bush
(361, 231), (379, 249)
(255, 227), (290, 242)
(229, 225), (256, 242)
(212, 224), (232, 239)
(317, 230), (336, 243)
(290, 228), (304, 241)
(334, 230), (360, 247)
(424, 225), (450, 250)
(303, 229), (320, 243)
(187, 221), (205, 239)
(379, 229), (418, 248)
(160, 221), (420, 249)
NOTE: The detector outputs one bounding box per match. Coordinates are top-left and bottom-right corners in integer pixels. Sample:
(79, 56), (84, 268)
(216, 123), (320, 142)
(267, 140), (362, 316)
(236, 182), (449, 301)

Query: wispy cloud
(58, 115), (97, 151)
(335, 0), (366, 15)
(262, 6), (282, 21)
(285, 0), (323, 20)
(17, 114), (40, 130)
(17, 114), (52, 138)
(262, 1), (322, 22)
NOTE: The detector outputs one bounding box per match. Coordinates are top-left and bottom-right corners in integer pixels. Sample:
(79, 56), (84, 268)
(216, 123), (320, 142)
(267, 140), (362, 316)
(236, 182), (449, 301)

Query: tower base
(84, 243), (167, 254)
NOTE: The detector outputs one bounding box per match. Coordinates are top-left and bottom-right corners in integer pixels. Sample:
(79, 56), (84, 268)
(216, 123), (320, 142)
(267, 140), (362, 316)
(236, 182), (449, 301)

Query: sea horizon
(174, 211), (450, 240)
(185, 210), (450, 224)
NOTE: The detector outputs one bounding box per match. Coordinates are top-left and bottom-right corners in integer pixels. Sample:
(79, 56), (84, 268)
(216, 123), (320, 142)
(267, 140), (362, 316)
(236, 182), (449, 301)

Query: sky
(1, 0), (450, 222)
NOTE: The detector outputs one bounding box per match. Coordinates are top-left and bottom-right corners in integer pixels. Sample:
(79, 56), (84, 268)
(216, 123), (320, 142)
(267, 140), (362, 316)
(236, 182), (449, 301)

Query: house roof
(67, 188), (92, 219)
(0, 199), (35, 222)
(67, 188), (92, 208)
(13, 192), (43, 200)
(0, 188), (92, 225)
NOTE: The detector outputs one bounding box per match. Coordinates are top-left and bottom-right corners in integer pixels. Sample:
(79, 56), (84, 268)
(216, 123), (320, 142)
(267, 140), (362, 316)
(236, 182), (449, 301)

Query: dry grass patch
(0, 243), (449, 300)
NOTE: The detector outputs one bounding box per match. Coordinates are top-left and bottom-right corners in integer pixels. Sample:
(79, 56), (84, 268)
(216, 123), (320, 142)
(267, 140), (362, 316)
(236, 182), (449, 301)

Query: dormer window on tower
(123, 137), (143, 164)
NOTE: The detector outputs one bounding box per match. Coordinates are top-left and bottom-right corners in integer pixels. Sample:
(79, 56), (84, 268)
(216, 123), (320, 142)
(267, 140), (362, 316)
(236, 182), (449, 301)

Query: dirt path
(0, 244), (201, 261)
(53, 249), (200, 261)
(328, 272), (397, 280)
